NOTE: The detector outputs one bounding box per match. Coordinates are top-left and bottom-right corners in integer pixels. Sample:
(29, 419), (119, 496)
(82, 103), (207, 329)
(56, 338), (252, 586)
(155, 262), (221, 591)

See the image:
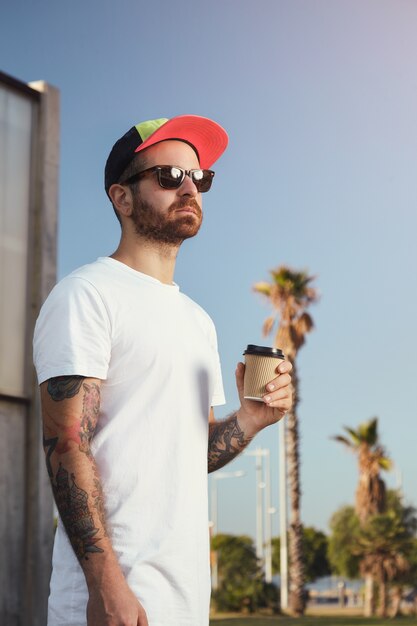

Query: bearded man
(33, 115), (293, 626)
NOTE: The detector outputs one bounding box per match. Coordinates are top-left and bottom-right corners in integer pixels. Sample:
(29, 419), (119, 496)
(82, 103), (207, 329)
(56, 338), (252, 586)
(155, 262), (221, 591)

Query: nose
(177, 172), (199, 197)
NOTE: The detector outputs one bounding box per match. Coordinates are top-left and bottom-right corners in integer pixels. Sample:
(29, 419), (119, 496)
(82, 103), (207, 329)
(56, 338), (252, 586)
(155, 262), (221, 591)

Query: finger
(235, 362), (245, 393)
(263, 387), (291, 404)
(266, 372), (292, 392)
(276, 360), (292, 374)
(264, 395), (292, 411)
(138, 608), (149, 626)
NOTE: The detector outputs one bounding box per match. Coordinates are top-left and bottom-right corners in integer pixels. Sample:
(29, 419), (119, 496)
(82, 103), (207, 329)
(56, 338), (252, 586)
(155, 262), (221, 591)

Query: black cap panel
(104, 126), (143, 193)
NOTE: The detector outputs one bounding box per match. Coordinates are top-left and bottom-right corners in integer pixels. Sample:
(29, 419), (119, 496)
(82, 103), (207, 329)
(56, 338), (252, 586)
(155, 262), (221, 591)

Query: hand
(87, 577), (149, 626)
(235, 360), (293, 437)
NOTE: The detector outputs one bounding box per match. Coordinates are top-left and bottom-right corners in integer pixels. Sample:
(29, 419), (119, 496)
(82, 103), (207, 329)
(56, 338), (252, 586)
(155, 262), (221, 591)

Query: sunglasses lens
(157, 167), (214, 192)
(193, 170), (214, 192)
(158, 167), (184, 189)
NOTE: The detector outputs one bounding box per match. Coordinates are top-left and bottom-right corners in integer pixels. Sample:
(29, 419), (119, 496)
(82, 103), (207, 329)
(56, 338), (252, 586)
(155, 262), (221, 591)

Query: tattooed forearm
(43, 434), (58, 478)
(77, 382), (108, 534)
(52, 462), (103, 560)
(208, 413), (253, 473)
(79, 382), (101, 451)
(47, 375), (84, 401)
(43, 378), (108, 550)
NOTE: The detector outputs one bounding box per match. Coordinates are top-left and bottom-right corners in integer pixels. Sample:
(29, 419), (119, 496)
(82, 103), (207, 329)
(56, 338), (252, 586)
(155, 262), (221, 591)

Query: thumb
(235, 361), (245, 395)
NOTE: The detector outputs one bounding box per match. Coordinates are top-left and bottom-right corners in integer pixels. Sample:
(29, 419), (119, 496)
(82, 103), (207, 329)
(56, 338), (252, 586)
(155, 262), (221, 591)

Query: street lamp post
(279, 419), (289, 610)
(244, 448), (274, 580)
(256, 450), (264, 562)
(263, 448), (273, 583)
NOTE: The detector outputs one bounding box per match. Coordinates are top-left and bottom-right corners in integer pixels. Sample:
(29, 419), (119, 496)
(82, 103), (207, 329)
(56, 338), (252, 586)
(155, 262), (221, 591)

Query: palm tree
(333, 418), (391, 523)
(254, 266), (318, 616)
(356, 510), (412, 617)
(384, 493), (417, 617)
(333, 418), (392, 615)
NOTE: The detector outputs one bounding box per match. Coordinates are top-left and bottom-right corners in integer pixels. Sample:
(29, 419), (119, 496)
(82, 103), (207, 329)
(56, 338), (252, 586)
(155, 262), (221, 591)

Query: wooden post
(0, 72), (59, 626)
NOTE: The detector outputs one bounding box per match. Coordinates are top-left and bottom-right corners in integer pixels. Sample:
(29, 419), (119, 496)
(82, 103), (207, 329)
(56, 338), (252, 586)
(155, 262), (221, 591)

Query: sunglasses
(120, 165), (215, 193)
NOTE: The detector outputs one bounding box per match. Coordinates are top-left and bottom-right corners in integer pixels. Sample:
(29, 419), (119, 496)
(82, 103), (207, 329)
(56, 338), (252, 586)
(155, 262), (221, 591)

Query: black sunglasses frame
(120, 165), (215, 192)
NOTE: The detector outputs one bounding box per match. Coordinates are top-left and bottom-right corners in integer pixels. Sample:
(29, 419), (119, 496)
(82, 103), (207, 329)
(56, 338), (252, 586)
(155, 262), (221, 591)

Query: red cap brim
(134, 115), (228, 169)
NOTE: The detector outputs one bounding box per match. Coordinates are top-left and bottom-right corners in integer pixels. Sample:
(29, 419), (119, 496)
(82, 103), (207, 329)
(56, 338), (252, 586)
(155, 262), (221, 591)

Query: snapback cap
(105, 114), (228, 194)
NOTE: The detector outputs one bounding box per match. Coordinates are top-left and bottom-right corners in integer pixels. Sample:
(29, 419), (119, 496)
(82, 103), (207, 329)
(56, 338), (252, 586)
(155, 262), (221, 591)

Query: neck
(111, 233), (180, 285)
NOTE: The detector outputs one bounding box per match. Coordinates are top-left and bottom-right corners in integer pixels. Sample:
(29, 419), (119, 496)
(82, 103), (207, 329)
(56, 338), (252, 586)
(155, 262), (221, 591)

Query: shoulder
(64, 257), (111, 289)
(36, 259), (114, 332)
(180, 293), (215, 325)
(33, 260), (113, 382)
(44, 258), (110, 303)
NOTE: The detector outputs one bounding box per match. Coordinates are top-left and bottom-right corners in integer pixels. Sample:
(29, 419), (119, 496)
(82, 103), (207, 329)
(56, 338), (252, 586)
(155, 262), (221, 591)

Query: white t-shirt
(33, 257), (225, 626)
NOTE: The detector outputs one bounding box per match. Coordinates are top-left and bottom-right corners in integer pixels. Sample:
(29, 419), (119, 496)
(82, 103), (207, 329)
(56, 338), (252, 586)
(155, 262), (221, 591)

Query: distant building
(0, 69), (59, 626)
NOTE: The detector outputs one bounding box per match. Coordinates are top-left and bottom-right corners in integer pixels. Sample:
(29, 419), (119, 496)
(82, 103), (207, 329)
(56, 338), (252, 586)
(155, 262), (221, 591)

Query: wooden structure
(0, 70), (59, 626)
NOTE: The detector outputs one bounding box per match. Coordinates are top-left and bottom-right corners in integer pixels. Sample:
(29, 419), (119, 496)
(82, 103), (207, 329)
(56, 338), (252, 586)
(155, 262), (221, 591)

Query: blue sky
(2, 0), (417, 538)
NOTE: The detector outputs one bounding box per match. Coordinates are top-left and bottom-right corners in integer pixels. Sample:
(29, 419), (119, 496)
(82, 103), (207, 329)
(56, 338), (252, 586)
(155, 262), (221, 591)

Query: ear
(108, 184), (134, 218)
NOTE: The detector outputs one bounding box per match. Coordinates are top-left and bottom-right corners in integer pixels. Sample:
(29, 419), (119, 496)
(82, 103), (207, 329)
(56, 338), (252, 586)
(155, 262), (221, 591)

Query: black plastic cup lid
(243, 344), (285, 358)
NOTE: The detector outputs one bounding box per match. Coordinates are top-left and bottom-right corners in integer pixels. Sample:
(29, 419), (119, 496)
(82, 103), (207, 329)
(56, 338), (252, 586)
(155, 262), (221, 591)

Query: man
(33, 115), (292, 626)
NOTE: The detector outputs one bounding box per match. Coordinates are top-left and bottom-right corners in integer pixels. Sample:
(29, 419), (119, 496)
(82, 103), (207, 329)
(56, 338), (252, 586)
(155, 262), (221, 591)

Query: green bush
(211, 534), (279, 613)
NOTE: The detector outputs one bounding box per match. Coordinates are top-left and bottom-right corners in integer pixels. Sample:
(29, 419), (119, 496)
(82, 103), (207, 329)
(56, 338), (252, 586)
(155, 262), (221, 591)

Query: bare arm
(41, 375), (148, 626)
(208, 360), (293, 473)
(208, 409), (253, 473)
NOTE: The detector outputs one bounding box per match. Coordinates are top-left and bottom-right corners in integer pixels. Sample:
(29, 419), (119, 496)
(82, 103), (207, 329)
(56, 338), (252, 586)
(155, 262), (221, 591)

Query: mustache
(169, 197), (202, 217)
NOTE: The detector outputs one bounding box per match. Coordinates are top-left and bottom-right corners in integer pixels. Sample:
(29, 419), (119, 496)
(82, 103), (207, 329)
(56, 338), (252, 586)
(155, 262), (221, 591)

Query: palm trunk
(363, 574), (374, 617)
(390, 586), (402, 617)
(286, 360), (305, 616)
(378, 585), (388, 617)
(377, 569), (388, 618)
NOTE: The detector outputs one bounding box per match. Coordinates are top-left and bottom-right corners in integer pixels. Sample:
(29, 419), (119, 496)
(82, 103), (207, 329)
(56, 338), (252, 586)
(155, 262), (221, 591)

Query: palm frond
(295, 312), (314, 335)
(253, 281), (272, 297)
(269, 266), (319, 304)
(262, 315), (276, 337)
(378, 457), (392, 471)
(344, 427), (361, 446)
(358, 418), (378, 445)
(332, 435), (353, 447)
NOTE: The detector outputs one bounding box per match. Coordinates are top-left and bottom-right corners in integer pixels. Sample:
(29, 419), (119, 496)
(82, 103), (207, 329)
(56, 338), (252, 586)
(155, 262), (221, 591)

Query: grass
(209, 615), (417, 626)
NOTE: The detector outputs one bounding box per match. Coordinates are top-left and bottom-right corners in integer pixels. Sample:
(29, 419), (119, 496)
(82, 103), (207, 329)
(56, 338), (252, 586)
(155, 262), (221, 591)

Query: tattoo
(44, 380), (108, 553)
(208, 413), (252, 473)
(52, 463), (103, 560)
(78, 382), (107, 535)
(43, 434), (58, 478)
(79, 382), (101, 452)
(47, 376), (84, 401)
(91, 475), (107, 534)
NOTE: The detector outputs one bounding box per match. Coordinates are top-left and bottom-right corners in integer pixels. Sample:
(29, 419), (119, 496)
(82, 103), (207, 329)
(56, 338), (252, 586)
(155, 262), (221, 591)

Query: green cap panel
(135, 118), (169, 142)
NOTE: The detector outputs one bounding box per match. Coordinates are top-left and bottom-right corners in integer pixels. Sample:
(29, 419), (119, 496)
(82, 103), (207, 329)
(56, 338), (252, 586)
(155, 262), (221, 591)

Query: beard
(130, 194), (203, 246)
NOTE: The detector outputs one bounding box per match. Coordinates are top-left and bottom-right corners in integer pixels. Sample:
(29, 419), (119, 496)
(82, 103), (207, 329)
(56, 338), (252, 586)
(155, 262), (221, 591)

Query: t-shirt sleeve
(33, 276), (111, 385)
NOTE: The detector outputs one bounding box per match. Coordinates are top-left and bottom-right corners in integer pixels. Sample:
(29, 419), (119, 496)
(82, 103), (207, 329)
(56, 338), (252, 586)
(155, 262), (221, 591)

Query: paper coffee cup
(243, 345), (285, 401)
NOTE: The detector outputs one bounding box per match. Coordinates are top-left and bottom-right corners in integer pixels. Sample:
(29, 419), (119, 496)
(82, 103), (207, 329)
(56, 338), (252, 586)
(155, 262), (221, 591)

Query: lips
(175, 206), (199, 215)
(171, 199), (202, 218)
